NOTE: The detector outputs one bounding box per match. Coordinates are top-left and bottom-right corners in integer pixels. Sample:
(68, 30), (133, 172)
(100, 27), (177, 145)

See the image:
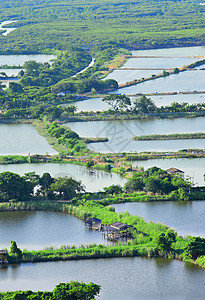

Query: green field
(0, 0), (204, 53)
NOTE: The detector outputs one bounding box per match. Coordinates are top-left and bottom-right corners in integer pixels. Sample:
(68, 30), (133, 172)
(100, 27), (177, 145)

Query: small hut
(85, 217), (102, 231)
(104, 222), (133, 241)
(0, 250), (8, 264)
(166, 168), (184, 179)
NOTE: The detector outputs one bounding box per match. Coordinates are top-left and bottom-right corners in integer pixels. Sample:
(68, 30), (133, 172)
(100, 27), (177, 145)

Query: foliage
(0, 281), (100, 300)
(124, 167), (191, 196)
(103, 184), (123, 195)
(50, 177), (85, 200)
(0, 171), (33, 202)
(8, 241), (22, 263)
(102, 94), (131, 111)
(0, 0), (204, 53)
(154, 231), (176, 252)
(184, 237), (205, 260)
(133, 95), (157, 114)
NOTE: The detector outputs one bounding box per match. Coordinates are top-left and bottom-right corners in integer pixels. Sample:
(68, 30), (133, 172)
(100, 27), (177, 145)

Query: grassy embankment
(133, 133), (205, 141)
(0, 200), (204, 269)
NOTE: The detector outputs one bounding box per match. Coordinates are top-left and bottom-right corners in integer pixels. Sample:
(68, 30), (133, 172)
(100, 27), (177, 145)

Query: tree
(104, 184), (123, 195)
(0, 171), (33, 201)
(52, 281), (100, 300)
(8, 82), (23, 93)
(133, 95), (156, 114)
(124, 175), (144, 192)
(39, 172), (54, 197)
(102, 94), (131, 111)
(173, 67), (179, 74)
(50, 177), (85, 200)
(23, 60), (41, 77)
(9, 241), (22, 263)
(155, 231), (176, 252)
(23, 172), (40, 195)
(185, 237), (205, 260)
(145, 177), (162, 193)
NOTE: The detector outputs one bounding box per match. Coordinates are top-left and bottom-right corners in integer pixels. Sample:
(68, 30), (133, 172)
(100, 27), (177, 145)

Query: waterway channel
(113, 201), (205, 238)
(65, 116), (205, 153)
(0, 257), (205, 299)
(0, 124), (57, 155)
(0, 211), (110, 250)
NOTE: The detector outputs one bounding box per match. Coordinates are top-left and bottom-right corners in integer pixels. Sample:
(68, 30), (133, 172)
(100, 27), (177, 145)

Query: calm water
(0, 124), (57, 155)
(105, 69), (163, 84)
(0, 20), (17, 36)
(131, 46), (205, 57)
(0, 211), (109, 250)
(151, 93), (205, 107)
(0, 54), (56, 66)
(132, 157), (205, 186)
(0, 69), (22, 76)
(65, 117), (205, 153)
(63, 97), (110, 112)
(0, 163), (126, 192)
(115, 70), (205, 94)
(105, 46), (205, 84)
(122, 57), (199, 69)
(69, 93), (205, 112)
(113, 201), (205, 238)
(0, 258), (204, 299)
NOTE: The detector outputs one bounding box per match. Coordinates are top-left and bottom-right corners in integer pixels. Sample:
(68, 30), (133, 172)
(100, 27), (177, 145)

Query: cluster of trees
(125, 167), (191, 198)
(52, 77), (118, 94)
(103, 167), (192, 199)
(0, 0), (204, 54)
(101, 95), (205, 115)
(20, 49), (92, 88)
(0, 280), (100, 299)
(0, 46), (119, 120)
(47, 122), (88, 154)
(185, 237), (205, 260)
(0, 171), (85, 202)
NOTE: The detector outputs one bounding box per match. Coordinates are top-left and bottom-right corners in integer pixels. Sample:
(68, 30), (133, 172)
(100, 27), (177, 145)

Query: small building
(0, 250), (8, 264)
(57, 90), (72, 96)
(85, 217), (102, 231)
(166, 167), (184, 178)
(104, 222), (133, 241)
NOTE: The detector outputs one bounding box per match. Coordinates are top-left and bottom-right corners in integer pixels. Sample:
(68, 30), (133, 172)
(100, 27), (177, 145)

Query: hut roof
(166, 168), (184, 175)
(110, 222), (130, 231)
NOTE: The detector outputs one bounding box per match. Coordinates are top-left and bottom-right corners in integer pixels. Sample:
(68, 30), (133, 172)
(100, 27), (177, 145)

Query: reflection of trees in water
(0, 211), (36, 223)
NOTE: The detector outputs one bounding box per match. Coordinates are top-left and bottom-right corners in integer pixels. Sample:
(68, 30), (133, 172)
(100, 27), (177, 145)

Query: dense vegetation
(0, 0), (204, 53)
(0, 166), (202, 203)
(0, 280), (100, 299)
(133, 132), (205, 141)
(0, 171), (85, 202)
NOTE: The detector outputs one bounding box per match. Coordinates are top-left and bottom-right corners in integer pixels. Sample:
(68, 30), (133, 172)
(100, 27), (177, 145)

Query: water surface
(0, 124), (57, 155)
(113, 201), (205, 238)
(0, 211), (108, 250)
(115, 70), (205, 94)
(0, 20), (17, 36)
(131, 46), (205, 57)
(122, 57), (199, 69)
(0, 54), (56, 66)
(65, 117), (205, 153)
(0, 258), (204, 299)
